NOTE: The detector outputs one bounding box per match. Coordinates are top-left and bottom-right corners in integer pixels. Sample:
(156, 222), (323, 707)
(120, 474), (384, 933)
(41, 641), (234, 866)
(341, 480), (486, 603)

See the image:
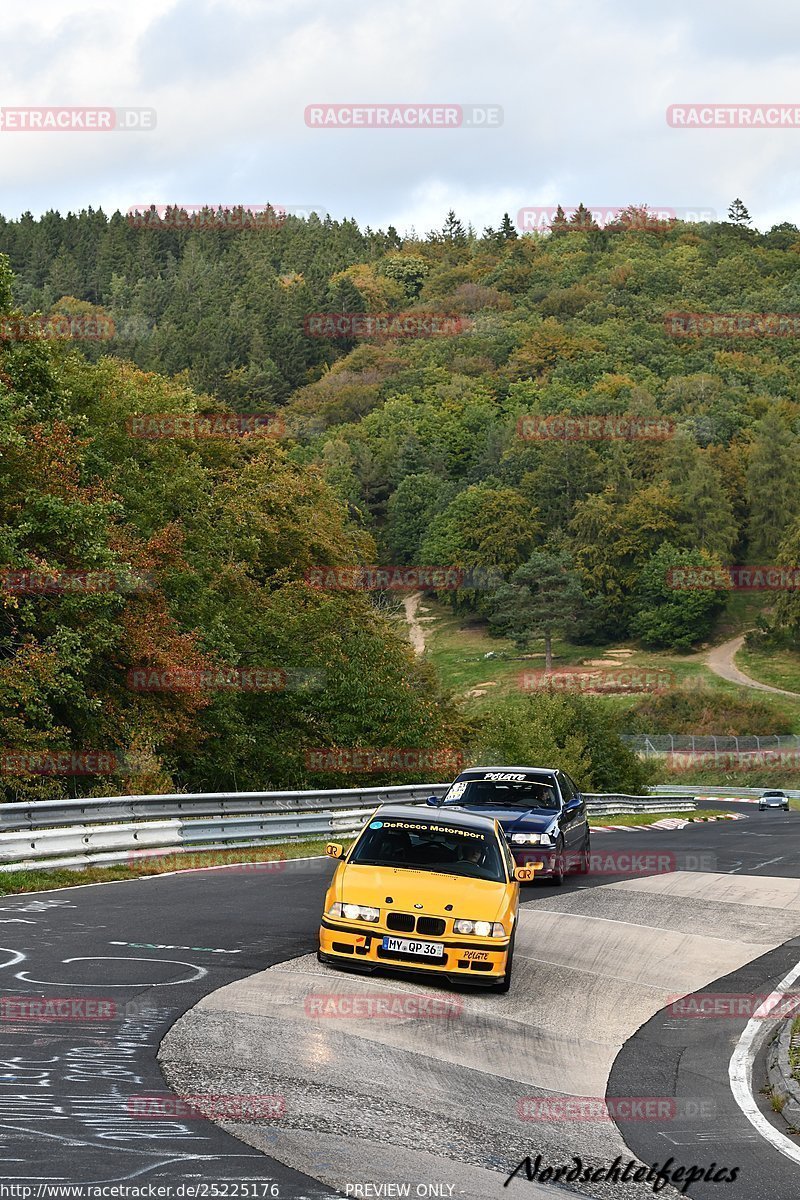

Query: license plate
(382, 936), (444, 958)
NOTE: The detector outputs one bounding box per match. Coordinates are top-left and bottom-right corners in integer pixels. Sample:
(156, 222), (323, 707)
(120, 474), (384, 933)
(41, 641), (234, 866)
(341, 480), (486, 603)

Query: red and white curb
(694, 794), (762, 804)
(592, 814), (746, 833)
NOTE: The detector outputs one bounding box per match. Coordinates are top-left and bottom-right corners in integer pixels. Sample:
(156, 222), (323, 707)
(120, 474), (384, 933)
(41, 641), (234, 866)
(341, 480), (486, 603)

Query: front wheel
(576, 835), (591, 874)
(547, 840), (565, 886)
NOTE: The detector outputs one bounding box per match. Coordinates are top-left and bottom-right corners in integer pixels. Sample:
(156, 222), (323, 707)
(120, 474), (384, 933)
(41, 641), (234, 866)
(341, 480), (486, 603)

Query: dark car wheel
(577, 835), (591, 874)
(547, 840), (565, 886)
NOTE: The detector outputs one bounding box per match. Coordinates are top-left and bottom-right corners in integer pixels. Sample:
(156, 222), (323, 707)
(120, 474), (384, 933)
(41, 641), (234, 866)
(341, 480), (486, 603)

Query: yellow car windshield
(350, 818), (505, 882)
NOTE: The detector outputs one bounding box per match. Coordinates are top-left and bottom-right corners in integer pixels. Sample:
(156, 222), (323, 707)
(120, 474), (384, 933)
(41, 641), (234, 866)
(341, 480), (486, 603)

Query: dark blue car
(428, 765), (590, 884)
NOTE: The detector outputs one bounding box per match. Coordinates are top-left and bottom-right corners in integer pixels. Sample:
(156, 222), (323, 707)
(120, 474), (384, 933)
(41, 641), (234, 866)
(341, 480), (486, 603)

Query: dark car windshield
(349, 818), (506, 882)
(443, 778), (560, 810)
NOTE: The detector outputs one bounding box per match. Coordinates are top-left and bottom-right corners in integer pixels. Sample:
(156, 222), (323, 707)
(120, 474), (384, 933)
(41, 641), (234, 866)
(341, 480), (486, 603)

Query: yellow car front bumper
(319, 919), (510, 984)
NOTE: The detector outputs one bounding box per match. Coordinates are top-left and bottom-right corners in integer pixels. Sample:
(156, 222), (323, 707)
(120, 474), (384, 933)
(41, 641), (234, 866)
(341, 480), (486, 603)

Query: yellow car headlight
(454, 918), (506, 937)
(329, 902), (380, 922)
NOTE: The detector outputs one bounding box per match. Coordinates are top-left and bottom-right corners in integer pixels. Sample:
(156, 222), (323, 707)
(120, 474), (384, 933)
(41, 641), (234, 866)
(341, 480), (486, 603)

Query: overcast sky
(3, 0), (800, 235)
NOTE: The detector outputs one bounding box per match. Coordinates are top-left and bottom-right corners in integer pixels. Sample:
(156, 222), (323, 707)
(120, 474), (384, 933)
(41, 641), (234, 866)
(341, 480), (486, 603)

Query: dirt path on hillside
(403, 591), (426, 656)
(703, 634), (800, 696)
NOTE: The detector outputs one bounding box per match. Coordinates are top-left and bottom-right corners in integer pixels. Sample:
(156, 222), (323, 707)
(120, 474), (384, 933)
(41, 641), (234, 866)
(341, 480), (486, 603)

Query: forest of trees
(2, 202), (800, 798)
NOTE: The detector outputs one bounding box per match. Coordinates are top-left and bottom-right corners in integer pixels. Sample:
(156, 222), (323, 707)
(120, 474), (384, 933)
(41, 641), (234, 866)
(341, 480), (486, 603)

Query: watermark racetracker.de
(127, 204), (325, 230)
(665, 312), (800, 337)
(304, 104), (502, 129)
(304, 747), (464, 774)
(535, 850), (718, 877)
(520, 668), (675, 694)
(0, 314), (115, 340)
(304, 992), (463, 1019)
(0, 749), (147, 777)
(304, 566), (501, 591)
(0, 568), (154, 595)
(667, 104), (800, 128)
(125, 413), (284, 439)
(517, 207), (716, 231)
(0, 997), (117, 1021)
(667, 748), (800, 770)
(668, 992), (800, 1018)
(127, 666), (325, 693)
(127, 1093), (285, 1119)
(517, 414), (675, 441)
(516, 1097), (715, 1122)
(0, 107), (156, 131)
(304, 314), (469, 339)
(126, 848), (290, 874)
(665, 566), (800, 591)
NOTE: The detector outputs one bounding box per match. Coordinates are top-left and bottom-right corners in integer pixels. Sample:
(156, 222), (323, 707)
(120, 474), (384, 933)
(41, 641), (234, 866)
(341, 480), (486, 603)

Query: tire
(491, 932), (515, 993)
(576, 835), (591, 874)
(547, 840), (565, 886)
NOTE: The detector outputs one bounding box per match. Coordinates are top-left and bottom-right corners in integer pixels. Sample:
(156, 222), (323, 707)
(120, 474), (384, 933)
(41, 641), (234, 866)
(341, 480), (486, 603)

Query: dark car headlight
(510, 832), (554, 846)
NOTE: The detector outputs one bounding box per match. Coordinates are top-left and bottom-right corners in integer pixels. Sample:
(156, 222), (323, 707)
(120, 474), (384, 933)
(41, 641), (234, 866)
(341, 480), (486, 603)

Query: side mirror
(325, 842), (344, 859)
(426, 795), (441, 806)
(514, 864), (541, 882)
(563, 797), (582, 814)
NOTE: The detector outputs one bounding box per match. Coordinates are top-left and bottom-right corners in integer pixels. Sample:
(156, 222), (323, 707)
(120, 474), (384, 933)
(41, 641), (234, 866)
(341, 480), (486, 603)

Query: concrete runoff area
(159, 871), (800, 1199)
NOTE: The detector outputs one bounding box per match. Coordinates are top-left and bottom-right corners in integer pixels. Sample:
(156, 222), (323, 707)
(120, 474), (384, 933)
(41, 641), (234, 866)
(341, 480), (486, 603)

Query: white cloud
(0, 0), (799, 230)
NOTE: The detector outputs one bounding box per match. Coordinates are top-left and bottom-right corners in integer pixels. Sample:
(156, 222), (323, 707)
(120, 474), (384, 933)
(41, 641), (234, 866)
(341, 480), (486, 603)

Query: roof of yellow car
(373, 803), (500, 833)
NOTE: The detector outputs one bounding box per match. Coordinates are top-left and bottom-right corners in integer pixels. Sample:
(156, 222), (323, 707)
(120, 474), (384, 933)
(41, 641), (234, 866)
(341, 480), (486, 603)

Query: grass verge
(737, 646), (800, 695)
(0, 839), (335, 897)
(419, 600), (800, 729)
(589, 809), (733, 827)
(790, 1016), (800, 1077)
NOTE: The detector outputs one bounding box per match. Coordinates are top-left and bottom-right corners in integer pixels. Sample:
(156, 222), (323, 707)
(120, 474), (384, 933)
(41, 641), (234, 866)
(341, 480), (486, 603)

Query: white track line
(729, 955), (800, 1165)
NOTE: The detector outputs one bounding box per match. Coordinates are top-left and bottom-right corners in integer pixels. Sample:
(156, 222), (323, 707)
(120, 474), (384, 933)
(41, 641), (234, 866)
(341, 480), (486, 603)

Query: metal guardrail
(0, 786), (696, 873)
(585, 796), (695, 816)
(652, 783), (800, 800)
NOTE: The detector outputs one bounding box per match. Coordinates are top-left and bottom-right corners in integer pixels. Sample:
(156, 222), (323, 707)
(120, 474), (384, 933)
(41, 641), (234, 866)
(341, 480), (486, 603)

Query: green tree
(442, 210), (468, 246)
(630, 544), (727, 651)
(379, 255), (429, 299)
(746, 408), (800, 557)
(472, 691), (653, 794)
(569, 203), (599, 231)
(660, 434), (738, 556)
(571, 483), (679, 635)
(385, 472), (449, 564)
(499, 213), (518, 241)
(549, 205), (570, 236)
(420, 483), (539, 575)
(727, 198), (751, 225)
(488, 549), (589, 669)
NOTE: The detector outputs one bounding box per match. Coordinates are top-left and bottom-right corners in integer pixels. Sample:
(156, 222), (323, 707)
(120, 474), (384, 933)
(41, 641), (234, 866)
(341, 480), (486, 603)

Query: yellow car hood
(334, 862), (510, 922)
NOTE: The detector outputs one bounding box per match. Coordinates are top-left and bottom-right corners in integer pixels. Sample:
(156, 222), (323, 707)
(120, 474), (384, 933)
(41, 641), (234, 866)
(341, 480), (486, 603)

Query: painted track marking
(729, 955), (800, 1165)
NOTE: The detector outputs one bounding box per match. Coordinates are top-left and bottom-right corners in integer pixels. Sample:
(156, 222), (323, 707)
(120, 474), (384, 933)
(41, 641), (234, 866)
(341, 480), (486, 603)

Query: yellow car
(318, 803), (539, 992)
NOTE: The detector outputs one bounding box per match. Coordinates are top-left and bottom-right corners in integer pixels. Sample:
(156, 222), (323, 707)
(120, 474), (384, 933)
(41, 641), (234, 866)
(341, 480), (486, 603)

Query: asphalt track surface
(3, 802), (800, 1199)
